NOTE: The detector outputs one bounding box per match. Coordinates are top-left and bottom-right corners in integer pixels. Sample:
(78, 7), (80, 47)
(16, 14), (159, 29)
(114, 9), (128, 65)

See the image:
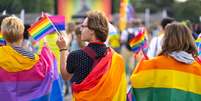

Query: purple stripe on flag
(33, 28), (55, 41)
(0, 72), (54, 101)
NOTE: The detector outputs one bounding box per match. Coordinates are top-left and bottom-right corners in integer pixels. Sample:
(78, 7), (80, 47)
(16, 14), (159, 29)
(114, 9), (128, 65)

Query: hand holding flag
(56, 31), (72, 50)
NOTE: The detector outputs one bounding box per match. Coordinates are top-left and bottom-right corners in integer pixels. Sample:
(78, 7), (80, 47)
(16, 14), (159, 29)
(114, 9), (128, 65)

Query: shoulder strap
(81, 47), (97, 61)
(81, 47), (107, 68)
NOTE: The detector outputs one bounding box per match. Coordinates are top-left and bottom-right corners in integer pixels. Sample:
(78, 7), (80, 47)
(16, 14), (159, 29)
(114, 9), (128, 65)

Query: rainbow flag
(0, 33), (5, 45)
(49, 16), (65, 31)
(72, 48), (127, 101)
(129, 28), (147, 53)
(28, 16), (56, 41)
(119, 0), (128, 31)
(0, 46), (63, 101)
(195, 34), (201, 64)
(57, 0), (112, 21)
(108, 23), (121, 48)
(195, 34), (201, 55)
(128, 55), (201, 101)
(127, 88), (136, 101)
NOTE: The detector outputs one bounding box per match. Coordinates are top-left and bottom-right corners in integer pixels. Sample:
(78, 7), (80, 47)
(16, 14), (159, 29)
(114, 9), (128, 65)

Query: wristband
(59, 48), (68, 52)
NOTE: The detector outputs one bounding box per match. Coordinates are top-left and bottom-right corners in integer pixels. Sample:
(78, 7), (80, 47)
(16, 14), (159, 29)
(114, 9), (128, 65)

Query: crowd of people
(0, 10), (201, 101)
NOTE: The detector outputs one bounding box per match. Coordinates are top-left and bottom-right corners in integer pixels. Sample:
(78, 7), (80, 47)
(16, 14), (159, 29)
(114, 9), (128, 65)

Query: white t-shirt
(147, 35), (164, 58)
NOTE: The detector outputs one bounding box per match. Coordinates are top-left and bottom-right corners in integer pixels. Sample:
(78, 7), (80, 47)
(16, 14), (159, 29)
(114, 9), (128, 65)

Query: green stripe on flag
(133, 88), (201, 101)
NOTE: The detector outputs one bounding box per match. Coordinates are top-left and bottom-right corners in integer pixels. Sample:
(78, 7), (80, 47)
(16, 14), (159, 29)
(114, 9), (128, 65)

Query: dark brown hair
(159, 22), (197, 56)
(86, 11), (108, 42)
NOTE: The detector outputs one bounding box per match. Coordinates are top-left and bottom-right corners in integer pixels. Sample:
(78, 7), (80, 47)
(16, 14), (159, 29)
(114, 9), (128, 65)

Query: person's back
(0, 16), (63, 101)
(130, 23), (201, 101)
(57, 11), (127, 101)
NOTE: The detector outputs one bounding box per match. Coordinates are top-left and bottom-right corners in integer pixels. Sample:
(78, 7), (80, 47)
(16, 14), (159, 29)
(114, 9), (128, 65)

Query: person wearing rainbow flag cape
(57, 11), (127, 101)
(0, 16), (63, 100)
(128, 22), (201, 101)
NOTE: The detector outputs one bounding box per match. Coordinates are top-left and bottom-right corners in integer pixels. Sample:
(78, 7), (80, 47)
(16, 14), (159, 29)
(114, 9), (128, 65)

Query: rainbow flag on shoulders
(128, 55), (201, 101)
(0, 45), (63, 101)
(72, 48), (127, 101)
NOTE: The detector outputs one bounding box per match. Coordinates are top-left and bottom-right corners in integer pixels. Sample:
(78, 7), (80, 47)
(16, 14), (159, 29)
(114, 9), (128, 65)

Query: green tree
(173, 0), (201, 23)
(0, 0), (54, 14)
(131, 0), (175, 13)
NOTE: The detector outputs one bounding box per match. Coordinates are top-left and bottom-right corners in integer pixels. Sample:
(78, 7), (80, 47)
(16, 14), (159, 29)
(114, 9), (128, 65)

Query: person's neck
(7, 41), (22, 47)
(89, 39), (103, 44)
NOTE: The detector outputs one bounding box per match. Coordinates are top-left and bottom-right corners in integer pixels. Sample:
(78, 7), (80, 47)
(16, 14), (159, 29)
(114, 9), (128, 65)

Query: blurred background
(1, 0), (201, 100)
(0, 0), (201, 25)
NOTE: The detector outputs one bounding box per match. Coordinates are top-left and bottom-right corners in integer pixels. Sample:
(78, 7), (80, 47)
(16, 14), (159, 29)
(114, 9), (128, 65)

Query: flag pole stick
(45, 15), (62, 36)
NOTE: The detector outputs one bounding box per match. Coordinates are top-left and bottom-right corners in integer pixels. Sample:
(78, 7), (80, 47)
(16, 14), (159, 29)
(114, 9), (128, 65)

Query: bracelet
(59, 48), (68, 52)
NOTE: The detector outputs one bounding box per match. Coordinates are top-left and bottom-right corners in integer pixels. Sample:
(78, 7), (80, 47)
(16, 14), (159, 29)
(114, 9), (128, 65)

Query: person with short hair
(57, 11), (127, 100)
(0, 16), (63, 101)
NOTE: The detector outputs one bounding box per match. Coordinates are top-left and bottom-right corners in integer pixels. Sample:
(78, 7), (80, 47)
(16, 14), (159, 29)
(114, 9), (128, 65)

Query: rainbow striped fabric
(128, 28), (147, 53)
(108, 23), (121, 48)
(196, 34), (201, 55)
(0, 46), (63, 101)
(28, 16), (65, 42)
(119, 0), (128, 31)
(28, 16), (55, 41)
(0, 33), (5, 45)
(195, 34), (201, 64)
(72, 48), (127, 101)
(128, 55), (201, 101)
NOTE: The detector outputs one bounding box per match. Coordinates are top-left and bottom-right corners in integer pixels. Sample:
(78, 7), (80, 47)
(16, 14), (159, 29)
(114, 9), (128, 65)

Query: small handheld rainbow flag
(28, 16), (56, 41)
(129, 28), (147, 53)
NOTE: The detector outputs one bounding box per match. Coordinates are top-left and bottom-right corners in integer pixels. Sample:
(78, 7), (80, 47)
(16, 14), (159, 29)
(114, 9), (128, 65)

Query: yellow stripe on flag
(131, 69), (201, 95)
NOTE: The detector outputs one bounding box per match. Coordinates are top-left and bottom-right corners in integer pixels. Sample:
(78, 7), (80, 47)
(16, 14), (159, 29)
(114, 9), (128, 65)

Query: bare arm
(60, 50), (72, 80)
(56, 33), (72, 81)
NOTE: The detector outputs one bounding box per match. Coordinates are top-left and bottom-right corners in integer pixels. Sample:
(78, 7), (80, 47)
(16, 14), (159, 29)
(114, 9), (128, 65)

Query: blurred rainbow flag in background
(195, 34), (201, 64)
(0, 33), (5, 45)
(128, 28), (147, 53)
(119, 0), (128, 31)
(57, 0), (112, 22)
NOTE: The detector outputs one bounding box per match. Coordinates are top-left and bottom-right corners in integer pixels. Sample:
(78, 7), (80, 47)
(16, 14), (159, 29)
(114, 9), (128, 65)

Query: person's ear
(88, 29), (95, 35)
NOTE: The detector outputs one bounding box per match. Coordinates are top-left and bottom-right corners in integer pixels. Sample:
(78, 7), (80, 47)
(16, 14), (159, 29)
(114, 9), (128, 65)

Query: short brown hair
(86, 11), (108, 42)
(160, 22), (197, 56)
(1, 16), (24, 43)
